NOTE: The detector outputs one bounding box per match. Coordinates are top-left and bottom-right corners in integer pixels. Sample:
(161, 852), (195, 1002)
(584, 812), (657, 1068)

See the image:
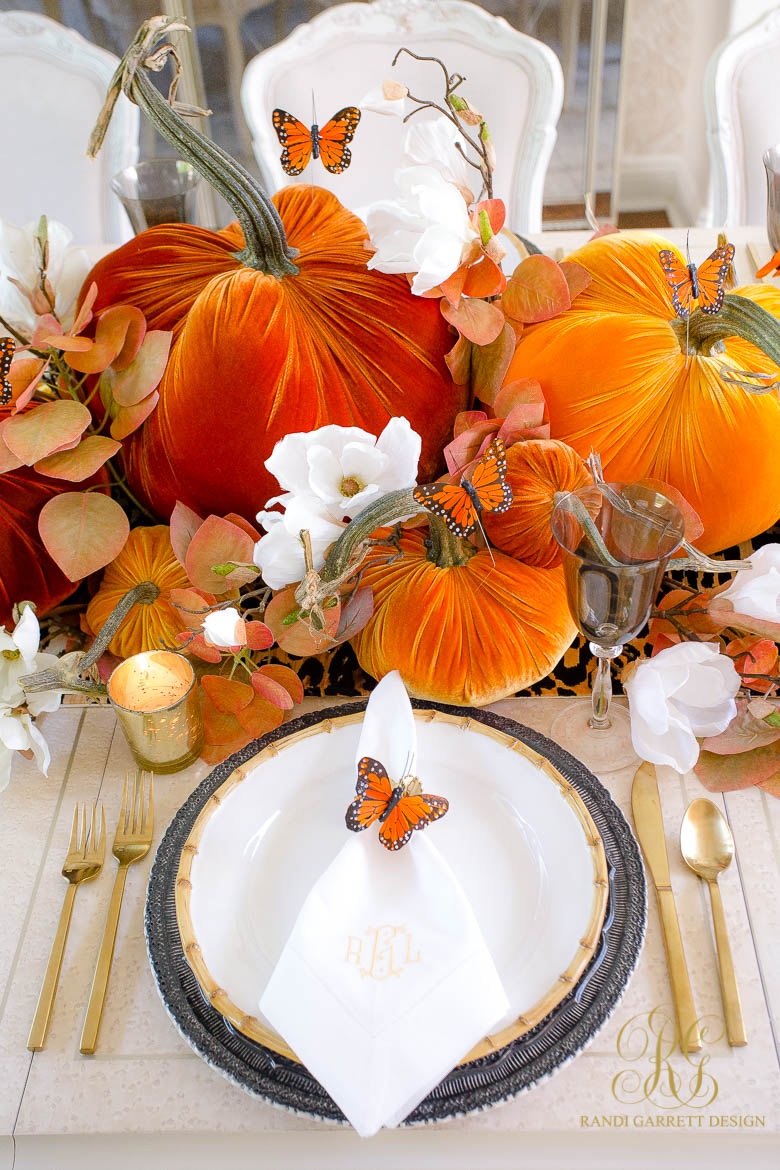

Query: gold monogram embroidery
(345, 925), (422, 980)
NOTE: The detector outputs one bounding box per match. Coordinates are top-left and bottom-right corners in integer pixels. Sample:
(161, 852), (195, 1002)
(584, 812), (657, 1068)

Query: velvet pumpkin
(483, 439), (590, 568)
(84, 38), (464, 524)
(85, 525), (190, 658)
(503, 231), (780, 553)
(349, 527), (576, 706)
(0, 459), (108, 627)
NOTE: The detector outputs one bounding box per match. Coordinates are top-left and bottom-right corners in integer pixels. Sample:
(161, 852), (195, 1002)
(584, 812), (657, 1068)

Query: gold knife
(631, 761), (702, 1054)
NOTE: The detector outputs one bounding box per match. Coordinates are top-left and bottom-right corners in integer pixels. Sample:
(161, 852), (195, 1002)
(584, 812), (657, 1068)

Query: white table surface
(2, 227), (779, 1168)
(1, 694), (779, 1170)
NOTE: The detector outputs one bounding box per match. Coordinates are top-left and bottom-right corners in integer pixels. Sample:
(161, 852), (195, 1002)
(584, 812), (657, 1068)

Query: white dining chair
(704, 6), (780, 227)
(0, 11), (139, 244)
(241, 0), (563, 234)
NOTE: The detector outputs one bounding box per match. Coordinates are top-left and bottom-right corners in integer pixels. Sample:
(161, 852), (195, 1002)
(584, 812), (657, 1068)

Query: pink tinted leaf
(494, 378), (546, 417)
(453, 410), (488, 437)
(64, 305), (142, 374)
(441, 298), (505, 346)
(559, 259), (592, 301)
(638, 477), (704, 542)
(235, 694), (284, 737)
(223, 512), (263, 542)
(170, 502), (204, 569)
(38, 491), (129, 581)
(201, 674), (254, 714)
(177, 630), (222, 662)
(709, 594), (780, 640)
(498, 401), (552, 445)
(185, 514), (255, 595)
(471, 198), (506, 236)
(727, 637), (779, 693)
(72, 282), (98, 336)
(253, 664), (304, 706)
(470, 321), (516, 405)
(438, 264), (468, 308)
(444, 333), (472, 385)
(107, 329), (171, 406)
(444, 420), (499, 476)
(332, 586), (374, 644)
(701, 698), (780, 754)
(694, 745), (780, 792)
(249, 670), (295, 709)
(169, 586), (213, 630)
(265, 587), (341, 655)
(8, 356), (48, 411)
(503, 255), (571, 323)
(244, 620), (274, 650)
(34, 435), (120, 481)
(2, 399), (91, 464)
(461, 254), (506, 299)
(109, 309), (146, 371)
(109, 390), (159, 439)
(0, 422), (24, 472)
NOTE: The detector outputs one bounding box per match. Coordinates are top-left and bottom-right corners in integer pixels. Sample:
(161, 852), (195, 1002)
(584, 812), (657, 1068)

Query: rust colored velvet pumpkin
(351, 529), (576, 705)
(0, 461), (108, 627)
(503, 232), (780, 553)
(86, 188), (464, 523)
(85, 525), (189, 658)
(483, 439), (590, 568)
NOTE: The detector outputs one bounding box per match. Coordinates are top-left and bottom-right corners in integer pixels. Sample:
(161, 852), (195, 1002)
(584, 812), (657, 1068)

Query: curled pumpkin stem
(88, 16), (299, 280)
(670, 294), (780, 365)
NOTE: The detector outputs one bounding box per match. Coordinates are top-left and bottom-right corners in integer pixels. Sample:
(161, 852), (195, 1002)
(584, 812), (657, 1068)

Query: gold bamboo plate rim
(175, 708), (609, 1066)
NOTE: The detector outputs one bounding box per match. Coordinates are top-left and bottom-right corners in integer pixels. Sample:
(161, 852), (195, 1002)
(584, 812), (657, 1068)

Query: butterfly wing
(659, 249), (694, 318)
(345, 756), (393, 831)
(0, 337), (14, 406)
(378, 793), (450, 852)
(412, 482), (478, 537)
(272, 109), (313, 176)
(695, 243), (734, 314)
(466, 436), (513, 515)
(317, 107), (361, 174)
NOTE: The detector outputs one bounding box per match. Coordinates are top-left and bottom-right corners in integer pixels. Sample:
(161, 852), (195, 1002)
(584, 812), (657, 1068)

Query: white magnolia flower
(365, 165), (476, 294)
(0, 217), (91, 337)
(264, 417), (421, 520)
(202, 607), (245, 649)
(624, 642), (740, 774)
(402, 115), (475, 195)
(715, 544), (780, 624)
(0, 606), (62, 793)
(360, 80), (410, 119)
(254, 495), (346, 590)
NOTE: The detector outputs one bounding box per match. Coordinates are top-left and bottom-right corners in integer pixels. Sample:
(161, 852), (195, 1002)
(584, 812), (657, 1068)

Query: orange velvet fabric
(352, 529), (576, 705)
(86, 187), (464, 522)
(503, 231), (780, 554)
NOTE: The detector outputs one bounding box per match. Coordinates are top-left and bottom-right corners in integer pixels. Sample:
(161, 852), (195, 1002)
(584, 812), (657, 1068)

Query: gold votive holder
(107, 651), (203, 774)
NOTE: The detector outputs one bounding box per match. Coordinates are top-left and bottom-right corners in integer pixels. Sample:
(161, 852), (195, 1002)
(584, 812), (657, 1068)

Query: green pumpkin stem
(88, 17), (299, 279)
(320, 488), (474, 581)
(671, 294), (780, 363)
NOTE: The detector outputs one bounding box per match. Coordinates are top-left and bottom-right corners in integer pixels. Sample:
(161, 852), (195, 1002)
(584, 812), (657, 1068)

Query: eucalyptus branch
(0, 315), (31, 347)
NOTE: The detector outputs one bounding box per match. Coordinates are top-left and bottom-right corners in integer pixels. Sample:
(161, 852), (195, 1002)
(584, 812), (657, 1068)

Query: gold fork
(80, 771), (153, 1055)
(27, 801), (105, 1050)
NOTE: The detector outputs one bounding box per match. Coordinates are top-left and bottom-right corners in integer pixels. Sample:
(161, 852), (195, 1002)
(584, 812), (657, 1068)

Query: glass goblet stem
(589, 642), (623, 730)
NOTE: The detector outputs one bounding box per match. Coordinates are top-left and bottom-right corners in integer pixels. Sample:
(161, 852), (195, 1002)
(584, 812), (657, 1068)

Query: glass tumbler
(764, 144), (780, 254)
(111, 158), (201, 233)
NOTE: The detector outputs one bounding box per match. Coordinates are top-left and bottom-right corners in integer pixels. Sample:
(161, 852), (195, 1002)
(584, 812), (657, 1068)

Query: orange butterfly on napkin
(272, 107), (361, 176)
(346, 757), (449, 852)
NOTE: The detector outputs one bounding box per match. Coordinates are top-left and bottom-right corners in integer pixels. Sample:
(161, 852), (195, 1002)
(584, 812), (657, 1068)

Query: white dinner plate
(176, 708), (608, 1063)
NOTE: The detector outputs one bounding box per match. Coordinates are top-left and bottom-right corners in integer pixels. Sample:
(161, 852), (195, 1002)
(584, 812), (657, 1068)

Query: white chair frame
(704, 6), (780, 227)
(241, 0), (563, 234)
(0, 11), (139, 244)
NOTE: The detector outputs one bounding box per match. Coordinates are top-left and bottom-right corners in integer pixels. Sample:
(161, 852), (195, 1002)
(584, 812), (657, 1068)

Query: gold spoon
(680, 799), (747, 1046)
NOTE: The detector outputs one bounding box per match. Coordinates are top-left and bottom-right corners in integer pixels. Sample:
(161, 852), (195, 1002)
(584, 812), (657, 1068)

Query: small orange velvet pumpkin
(85, 525), (189, 658)
(483, 439), (590, 568)
(351, 528), (576, 705)
(503, 231), (780, 553)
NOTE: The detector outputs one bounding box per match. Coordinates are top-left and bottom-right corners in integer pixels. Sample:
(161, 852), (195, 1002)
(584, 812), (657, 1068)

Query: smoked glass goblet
(549, 482), (685, 772)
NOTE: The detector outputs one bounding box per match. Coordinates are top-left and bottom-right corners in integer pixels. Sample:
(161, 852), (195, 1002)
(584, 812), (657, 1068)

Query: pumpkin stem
(321, 490), (423, 582)
(425, 514), (475, 567)
(670, 294), (780, 364)
(88, 17), (299, 279)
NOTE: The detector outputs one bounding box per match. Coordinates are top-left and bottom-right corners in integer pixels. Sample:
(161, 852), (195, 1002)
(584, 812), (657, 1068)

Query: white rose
(0, 606), (61, 792)
(624, 642), (740, 773)
(715, 544), (780, 625)
(202, 607), (245, 649)
(254, 495), (346, 590)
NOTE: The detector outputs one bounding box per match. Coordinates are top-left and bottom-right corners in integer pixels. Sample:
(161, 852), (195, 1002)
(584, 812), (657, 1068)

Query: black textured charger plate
(145, 700), (646, 1125)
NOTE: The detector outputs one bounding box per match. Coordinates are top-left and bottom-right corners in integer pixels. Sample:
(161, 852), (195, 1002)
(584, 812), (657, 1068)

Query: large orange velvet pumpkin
(85, 187), (463, 523)
(351, 528), (576, 705)
(503, 232), (780, 553)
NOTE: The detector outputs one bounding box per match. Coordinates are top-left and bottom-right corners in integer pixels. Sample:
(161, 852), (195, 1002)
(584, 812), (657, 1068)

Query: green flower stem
(89, 19), (298, 279)
(670, 294), (780, 361)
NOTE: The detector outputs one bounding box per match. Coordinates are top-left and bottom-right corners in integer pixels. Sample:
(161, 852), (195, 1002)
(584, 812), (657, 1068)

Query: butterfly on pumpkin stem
(1, 337), (14, 406)
(658, 240), (735, 319)
(346, 756), (449, 852)
(413, 435), (513, 538)
(272, 107), (361, 176)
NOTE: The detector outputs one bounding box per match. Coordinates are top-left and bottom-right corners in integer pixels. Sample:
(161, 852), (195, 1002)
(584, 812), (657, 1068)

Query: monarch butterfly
(0, 337), (14, 406)
(412, 435), (513, 538)
(658, 241), (734, 319)
(345, 756), (449, 852)
(272, 107), (361, 176)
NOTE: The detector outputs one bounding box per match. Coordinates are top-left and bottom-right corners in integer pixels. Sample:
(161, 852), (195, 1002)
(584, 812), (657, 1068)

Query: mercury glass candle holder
(107, 651), (203, 774)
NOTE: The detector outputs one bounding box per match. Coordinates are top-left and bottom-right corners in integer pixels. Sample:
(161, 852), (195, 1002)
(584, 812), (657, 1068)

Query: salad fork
(80, 771), (153, 1054)
(27, 801), (105, 1051)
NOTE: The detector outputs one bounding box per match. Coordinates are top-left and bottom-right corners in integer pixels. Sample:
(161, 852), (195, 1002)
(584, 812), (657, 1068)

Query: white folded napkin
(259, 671), (509, 1137)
